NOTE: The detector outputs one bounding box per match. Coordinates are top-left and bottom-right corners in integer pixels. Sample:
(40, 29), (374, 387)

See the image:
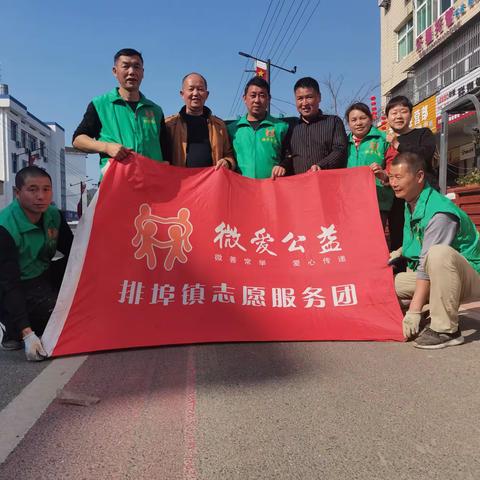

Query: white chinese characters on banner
(272, 288), (296, 308)
(119, 280), (144, 305)
(118, 281), (358, 309)
(250, 228), (277, 256)
(213, 222), (343, 259)
(212, 283), (236, 304)
(242, 286), (267, 306)
(182, 283), (205, 305)
(281, 232), (306, 253)
(151, 283), (175, 305)
(302, 287), (326, 308)
(332, 284), (358, 307)
(317, 224), (342, 254)
(214, 223), (247, 251)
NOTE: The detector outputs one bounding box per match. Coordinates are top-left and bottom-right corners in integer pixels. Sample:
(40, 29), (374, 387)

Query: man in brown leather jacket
(165, 73), (235, 170)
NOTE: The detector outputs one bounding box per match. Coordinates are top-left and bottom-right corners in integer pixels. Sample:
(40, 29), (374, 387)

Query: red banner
(42, 154), (403, 356)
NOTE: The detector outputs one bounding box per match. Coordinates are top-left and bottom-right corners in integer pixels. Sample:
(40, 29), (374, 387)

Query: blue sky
(1, 0), (381, 181)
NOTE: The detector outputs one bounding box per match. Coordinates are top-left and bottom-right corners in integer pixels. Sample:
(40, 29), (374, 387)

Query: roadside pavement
(1, 303), (480, 480)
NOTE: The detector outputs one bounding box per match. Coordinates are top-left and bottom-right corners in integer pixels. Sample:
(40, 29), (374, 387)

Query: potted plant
(447, 168), (480, 230)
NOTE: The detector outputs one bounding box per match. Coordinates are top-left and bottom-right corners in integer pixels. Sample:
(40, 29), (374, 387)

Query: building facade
(0, 83), (67, 209)
(380, 0), (480, 185)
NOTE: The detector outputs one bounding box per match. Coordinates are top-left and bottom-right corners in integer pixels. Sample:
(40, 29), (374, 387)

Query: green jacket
(228, 114), (289, 179)
(403, 184), (480, 272)
(0, 200), (61, 280)
(347, 127), (394, 211)
(92, 88), (164, 171)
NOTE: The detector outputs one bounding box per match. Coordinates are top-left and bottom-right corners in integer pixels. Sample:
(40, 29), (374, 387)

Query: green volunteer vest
(347, 127), (394, 212)
(92, 88), (164, 170)
(0, 200), (61, 280)
(403, 184), (480, 272)
(228, 114), (289, 179)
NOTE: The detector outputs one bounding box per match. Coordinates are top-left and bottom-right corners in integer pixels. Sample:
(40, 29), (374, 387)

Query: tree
(320, 74), (379, 118)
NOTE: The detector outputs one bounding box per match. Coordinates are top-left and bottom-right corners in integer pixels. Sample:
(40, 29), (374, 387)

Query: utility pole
(70, 178), (92, 219)
(238, 51), (296, 114)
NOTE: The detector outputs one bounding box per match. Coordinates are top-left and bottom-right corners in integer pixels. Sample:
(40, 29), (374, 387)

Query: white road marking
(0, 355), (87, 464)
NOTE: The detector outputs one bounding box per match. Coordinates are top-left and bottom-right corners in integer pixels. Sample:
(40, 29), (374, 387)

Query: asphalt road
(1, 312), (480, 480)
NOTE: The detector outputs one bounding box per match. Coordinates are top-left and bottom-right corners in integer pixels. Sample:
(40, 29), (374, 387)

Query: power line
(271, 0), (313, 76)
(265, 0), (299, 62)
(269, 0), (305, 62)
(273, 0), (322, 83)
(258, 0), (286, 60)
(229, 0), (275, 118)
(271, 96), (296, 107)
(254, 0), (282, 59)
(270, 101), (287, 115)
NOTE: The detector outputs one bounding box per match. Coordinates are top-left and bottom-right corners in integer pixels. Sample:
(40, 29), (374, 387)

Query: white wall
(0, 89), (65, 210)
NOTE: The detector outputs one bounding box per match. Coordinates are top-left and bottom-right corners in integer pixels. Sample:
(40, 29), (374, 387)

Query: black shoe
(413, 327), (464, 350)
(1, 339), (23, 351)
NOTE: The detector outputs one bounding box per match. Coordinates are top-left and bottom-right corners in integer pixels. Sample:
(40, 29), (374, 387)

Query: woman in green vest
(345, 102), (394, 228)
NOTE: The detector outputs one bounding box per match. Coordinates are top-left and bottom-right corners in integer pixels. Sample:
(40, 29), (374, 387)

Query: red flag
(42, 154), (403, 357)
(255, 60), (269, 82)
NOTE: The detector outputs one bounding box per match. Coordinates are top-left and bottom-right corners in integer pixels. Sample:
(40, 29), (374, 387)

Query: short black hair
(182, 72), (208, 89)
(114, 48), (143, 64)
(294, 77), (320, 95)
(345, 102), (372, 121)
(385, 95), (413, 115)
(244, 76), (270, 96)
(391, 152), (426, 173)
(15, 165), (52, 189)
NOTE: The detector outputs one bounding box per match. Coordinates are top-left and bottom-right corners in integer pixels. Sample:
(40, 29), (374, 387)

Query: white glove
(402, 311), (422, 339)
(23, 332), (47, 361)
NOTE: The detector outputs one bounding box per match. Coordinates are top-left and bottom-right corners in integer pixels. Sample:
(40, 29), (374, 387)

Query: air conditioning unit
(378, 0), (391, 7)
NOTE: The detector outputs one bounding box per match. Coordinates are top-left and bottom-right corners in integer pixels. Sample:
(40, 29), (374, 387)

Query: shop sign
(410, 95), (437, 133)
(416, 1), (480, 56)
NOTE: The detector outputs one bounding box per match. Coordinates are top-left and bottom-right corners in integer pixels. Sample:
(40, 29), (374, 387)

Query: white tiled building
(0, 83), (68, 210)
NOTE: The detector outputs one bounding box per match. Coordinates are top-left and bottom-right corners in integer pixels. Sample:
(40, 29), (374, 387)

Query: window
(439, 0), (452, 14)
(28, 134), (37, 152)
(398, 18), (414, 60)
(11, 153), (18, 174)
(10, 120), (18, 142)
(416, 0), (451, 35)
(416, 0), (433, 34)
(40, 140), (47, 162)
(21, 130), (27, 148)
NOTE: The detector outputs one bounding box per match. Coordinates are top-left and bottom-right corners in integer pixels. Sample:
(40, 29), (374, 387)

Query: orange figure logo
(132, 204), (193, 271)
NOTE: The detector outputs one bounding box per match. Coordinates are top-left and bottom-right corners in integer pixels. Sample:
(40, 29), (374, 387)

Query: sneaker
(413, 327), (464, 350)
(1, 339), (23, 351)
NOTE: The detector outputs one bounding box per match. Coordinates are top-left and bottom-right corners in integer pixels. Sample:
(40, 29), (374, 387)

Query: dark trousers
(0, 257), (67, 341)
(388, 197), (405, 251)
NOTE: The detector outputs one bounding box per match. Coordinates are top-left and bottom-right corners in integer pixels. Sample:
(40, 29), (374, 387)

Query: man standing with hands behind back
(289, 77), (348, 174)
(73, 48), (168, 175)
